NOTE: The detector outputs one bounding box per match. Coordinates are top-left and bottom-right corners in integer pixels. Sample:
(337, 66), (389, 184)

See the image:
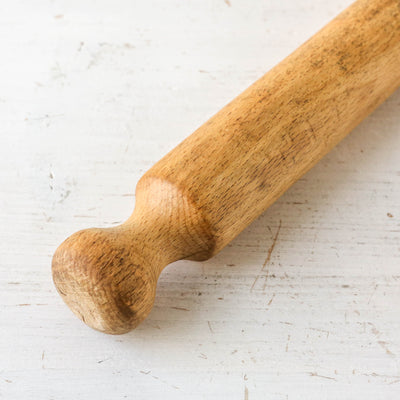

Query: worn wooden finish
(52, 0), (400, 334)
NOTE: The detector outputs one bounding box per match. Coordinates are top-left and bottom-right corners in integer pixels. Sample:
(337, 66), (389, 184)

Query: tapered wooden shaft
(52, 0), (400, 334)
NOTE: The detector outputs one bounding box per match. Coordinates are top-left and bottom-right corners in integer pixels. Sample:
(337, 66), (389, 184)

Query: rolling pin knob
(52, 177), (215, 334)
(52, 227), (157, 334)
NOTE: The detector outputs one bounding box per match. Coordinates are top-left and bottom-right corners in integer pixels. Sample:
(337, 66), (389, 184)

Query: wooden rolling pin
(52, 0), (400, 334)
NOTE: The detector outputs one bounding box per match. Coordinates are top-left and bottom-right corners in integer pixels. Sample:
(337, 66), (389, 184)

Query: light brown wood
(52, 0), (400, 334)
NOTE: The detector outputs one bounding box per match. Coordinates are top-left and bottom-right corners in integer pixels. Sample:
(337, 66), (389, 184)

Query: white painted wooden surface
(0, 0), (399, 398)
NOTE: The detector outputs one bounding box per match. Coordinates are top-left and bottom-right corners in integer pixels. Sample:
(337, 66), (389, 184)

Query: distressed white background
(0, 0), (399, 399)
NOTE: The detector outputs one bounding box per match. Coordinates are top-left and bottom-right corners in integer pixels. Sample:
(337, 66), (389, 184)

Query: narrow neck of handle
(124, 175), (216, 275)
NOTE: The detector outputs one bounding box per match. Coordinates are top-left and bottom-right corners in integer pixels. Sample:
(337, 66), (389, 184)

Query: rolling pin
(52, 0), (400, 334)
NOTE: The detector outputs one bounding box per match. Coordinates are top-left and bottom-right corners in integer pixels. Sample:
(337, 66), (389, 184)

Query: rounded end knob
(52, 227), (160, 334)
(52, 177), (215, 334)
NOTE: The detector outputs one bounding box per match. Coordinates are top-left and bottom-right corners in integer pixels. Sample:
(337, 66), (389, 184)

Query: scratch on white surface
(368, 322), (381, 336)
(250, 221), (281, 292)
(262, 220), (282, 272)
(97, 358), (111, 364)
(285, 335), (290, 352)
(377, 341), (395, 357)
(152, 375), (180, 390)
(309, 327), (330, 339)
(140, 370), (151, 375)
(250, 275), (260, 292)
(309, 372), (337, 381)
(279, 321), (294, 326)
(262, 221), (281, 291)
(139, 370), (180, 390)
(41, 350), (45, 369)
(267, 293), (275, 306)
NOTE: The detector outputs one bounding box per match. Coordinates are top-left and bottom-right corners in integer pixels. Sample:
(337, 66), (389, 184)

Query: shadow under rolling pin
(52, 0), (400, 334)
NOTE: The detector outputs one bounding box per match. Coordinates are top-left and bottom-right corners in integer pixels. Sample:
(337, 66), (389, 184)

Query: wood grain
(52, 0), (400, 334)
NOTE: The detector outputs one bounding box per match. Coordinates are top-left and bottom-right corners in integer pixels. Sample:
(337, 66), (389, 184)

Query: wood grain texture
(1, 0), (400, 398)
(52, 0), (400, 334)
